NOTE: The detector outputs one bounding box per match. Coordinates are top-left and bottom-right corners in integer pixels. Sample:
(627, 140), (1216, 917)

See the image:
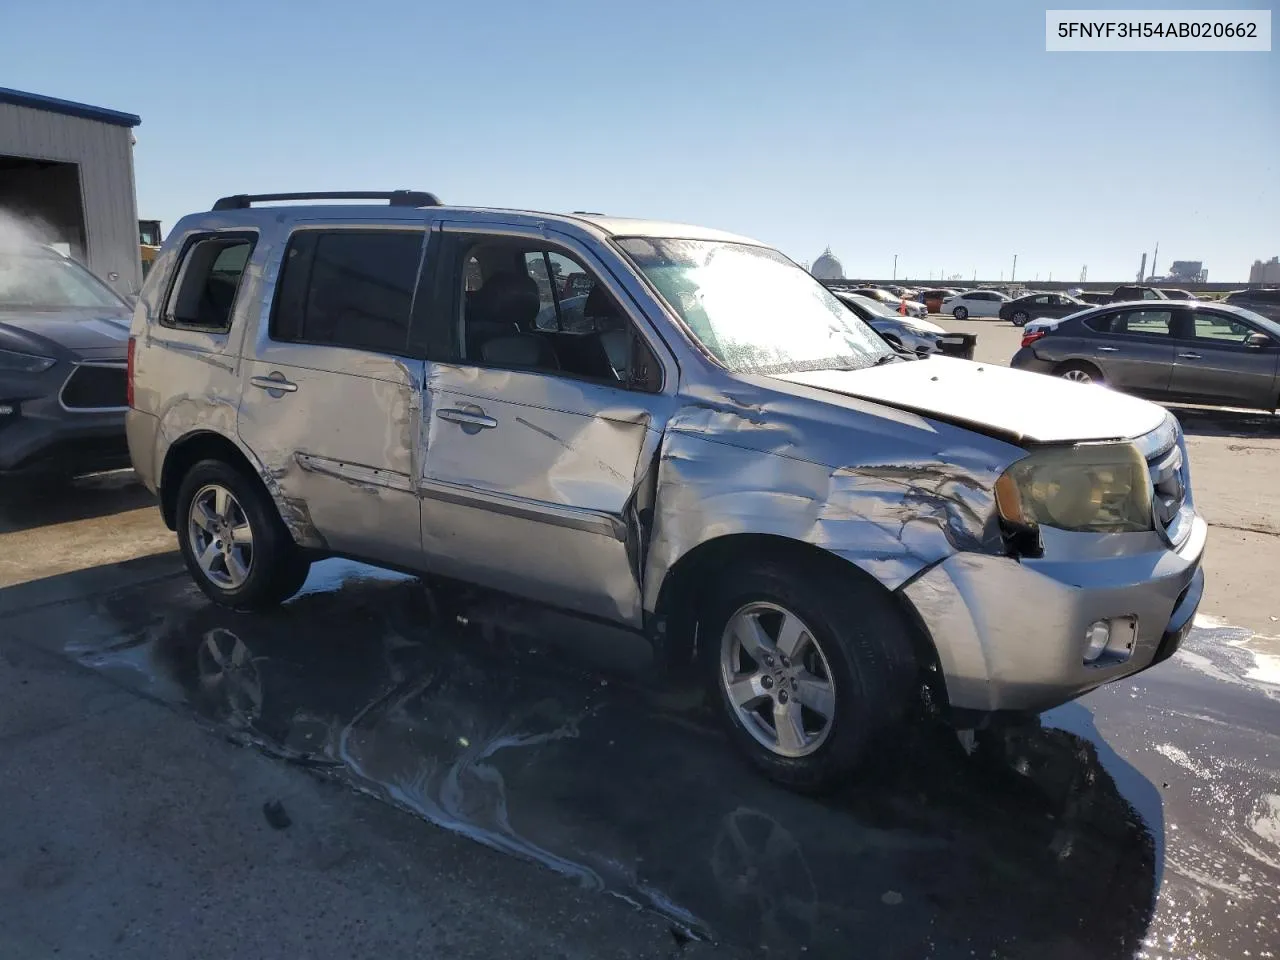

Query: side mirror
(1245, 332), (1271, 350)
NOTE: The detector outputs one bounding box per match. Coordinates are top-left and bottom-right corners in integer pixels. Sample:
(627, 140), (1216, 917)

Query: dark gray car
(0, 244), (133, 477)
(1223, 288), (1280, 323)
(1011, 300), (1280, 410)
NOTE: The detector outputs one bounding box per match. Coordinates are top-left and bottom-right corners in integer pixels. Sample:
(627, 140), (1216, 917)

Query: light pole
(892, 254), (898, 282)
(1011, 254), (1018, 283)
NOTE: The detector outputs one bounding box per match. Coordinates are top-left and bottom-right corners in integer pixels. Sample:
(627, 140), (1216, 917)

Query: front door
(236, 224), (428, 568)
(416, 223), (673, 625)
(1168, 311), (1280, 408)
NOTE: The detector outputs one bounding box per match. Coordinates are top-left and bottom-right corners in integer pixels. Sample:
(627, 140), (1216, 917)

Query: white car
(942, 290), (1012, 320)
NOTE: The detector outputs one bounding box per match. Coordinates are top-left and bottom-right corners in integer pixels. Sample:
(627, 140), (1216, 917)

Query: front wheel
(1011, 311), (1029, 326)
(176, 459), (311, 609)
(952, 306), (969, 320)
(702, 558), (919, 791)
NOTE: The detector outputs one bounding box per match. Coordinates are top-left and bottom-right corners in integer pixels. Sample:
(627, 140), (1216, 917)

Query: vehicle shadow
(1166, 403), (1280, 439)
(0, 469), (155, 535)
(78, 569), (1159, 959)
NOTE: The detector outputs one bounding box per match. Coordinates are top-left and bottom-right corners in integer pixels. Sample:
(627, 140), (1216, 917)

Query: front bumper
(0, 403), (128, 476)
(900, 515), (1207, 713)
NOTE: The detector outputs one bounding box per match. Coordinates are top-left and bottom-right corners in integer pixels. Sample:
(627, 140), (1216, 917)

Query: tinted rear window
(271, 230), (423, 353)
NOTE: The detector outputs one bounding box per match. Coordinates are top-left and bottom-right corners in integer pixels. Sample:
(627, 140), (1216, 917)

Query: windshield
(617, 238), (894, 374)
(0, 253), (125, 310)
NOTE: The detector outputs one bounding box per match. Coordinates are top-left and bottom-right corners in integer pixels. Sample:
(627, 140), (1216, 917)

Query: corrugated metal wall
(0, 103), (141, 296)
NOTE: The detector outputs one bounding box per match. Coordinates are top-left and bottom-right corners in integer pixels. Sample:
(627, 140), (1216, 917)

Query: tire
(1011, 311), (1029, 326)
(952, 306), (969, 320)
(175, 458), (311, 610)
(701, 558), (919, 792)
(1055, 360), (1104, 386)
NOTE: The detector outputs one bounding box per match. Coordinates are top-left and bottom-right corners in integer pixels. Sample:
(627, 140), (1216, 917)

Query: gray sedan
(1011, 300), (1280, 410)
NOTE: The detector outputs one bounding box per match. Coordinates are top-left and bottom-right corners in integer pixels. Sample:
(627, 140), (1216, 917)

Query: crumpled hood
(0, 308), (132, 358)
(774, 355), (1168, 444)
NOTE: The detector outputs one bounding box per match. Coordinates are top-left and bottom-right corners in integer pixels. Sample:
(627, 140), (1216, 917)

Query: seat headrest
(471, 271), (540, 328)
(583, 285), (619, 319)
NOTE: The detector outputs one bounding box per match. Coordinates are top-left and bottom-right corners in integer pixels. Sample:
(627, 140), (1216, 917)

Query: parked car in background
(998, 292), (1087, 326)
(1224, 288), (1280, 323)
(1109, 285), (1169, 302)
(850, 287), (928, 319)
(1157, 289), (1198, 301)
(0, 243), (133, 479)
(128, 190), (1204, 791)
(915, 288), (954, 313)
(942, 289), (1011, 319)
(1012, 300), (1280, 410)
(834, 292), (976, 358)
(1076, 291), (1111, 305)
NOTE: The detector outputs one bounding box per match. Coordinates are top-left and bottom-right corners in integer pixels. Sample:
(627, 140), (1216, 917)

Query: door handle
(437, 408), (497, 430)
(1177, 352), (1202, 360)
(1097, 346), (1119, 352)
(249, 374), (298, 393)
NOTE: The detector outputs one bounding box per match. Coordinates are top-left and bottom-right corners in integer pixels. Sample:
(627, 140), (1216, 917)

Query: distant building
(810, 247), (844, 281)
(1169, 260), (1207, 283)
(1250, 257), (1280, 285)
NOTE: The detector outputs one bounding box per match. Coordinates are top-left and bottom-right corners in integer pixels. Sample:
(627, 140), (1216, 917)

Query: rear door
(415, 221), (675, 625)
(1085, 307), (1178, 395)
(1168, 310), (1280, 408)
(236, 221), (428, 568)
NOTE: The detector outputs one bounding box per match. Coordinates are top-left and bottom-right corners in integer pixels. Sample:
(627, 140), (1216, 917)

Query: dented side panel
(419, 363), (669, 625)
(641, 376), (1027, 615)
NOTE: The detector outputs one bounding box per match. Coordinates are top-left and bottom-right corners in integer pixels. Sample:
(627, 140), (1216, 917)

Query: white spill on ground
(1175, 613), (1280, 701)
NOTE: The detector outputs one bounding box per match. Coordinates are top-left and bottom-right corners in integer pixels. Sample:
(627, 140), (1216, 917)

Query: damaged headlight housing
(995, 443), (1153, 534)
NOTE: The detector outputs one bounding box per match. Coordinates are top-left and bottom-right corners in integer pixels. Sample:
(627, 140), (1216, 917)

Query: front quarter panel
(642, 376), (1026, 611)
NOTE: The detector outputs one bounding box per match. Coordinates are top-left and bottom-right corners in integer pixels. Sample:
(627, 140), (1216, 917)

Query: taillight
(1021, 331), (1046, 348)
(126, 336), (136, 408)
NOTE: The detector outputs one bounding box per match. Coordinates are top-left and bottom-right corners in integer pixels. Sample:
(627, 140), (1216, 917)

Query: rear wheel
(1011, 310), (1029, 326)
(702, 558), (918, 791)
(952, 306), (969, 320)
(176, 459), (311, 609)
(1055, 360), (1104, 386)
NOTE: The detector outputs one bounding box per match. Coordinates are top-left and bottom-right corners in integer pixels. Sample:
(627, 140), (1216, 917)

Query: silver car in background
(127, 191), (1206, 790)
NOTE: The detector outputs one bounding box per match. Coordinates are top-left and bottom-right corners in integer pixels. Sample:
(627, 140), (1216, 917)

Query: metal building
(0, 87), (142, 297)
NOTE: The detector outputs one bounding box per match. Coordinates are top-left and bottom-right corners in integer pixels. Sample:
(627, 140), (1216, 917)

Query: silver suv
(127, 191), (1206, 789)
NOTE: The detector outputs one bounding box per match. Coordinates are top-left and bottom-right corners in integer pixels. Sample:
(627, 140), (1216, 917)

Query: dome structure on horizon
(810, 247), (844, 281)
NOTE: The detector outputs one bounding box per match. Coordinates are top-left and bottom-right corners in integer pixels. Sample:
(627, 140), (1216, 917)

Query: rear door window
(163, 233), (256, 332)
(1117, 309), (1175, 337)
(271, 230), (424, 354)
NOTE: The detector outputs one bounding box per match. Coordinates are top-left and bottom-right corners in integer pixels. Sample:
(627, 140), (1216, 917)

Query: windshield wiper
(872, 353), (901, 366)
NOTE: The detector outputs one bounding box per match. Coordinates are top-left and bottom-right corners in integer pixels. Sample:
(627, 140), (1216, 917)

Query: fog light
(1084, 620), (1111, 662)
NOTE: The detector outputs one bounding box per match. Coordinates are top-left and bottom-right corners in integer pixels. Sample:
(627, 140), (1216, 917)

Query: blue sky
(2, 0), (1275, 281)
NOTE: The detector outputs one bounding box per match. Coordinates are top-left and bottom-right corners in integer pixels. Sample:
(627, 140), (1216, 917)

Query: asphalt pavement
(1, 335), (1278, 958)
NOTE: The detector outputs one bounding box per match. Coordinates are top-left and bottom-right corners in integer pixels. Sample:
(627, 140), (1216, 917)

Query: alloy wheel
(719, 602), (836, 758)
(1061, 368), (1093, 383)
(188, 483), (254, 588)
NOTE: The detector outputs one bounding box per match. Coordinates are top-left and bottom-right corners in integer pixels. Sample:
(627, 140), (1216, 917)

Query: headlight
(994, 443), (1152, 533)
(0, 349), (56, 374)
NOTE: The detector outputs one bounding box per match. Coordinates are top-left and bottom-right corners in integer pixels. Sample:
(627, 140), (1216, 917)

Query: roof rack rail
(211, 190), (441, 211)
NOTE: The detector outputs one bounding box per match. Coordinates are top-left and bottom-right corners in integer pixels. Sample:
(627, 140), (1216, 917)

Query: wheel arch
(158, 430), (325, 549)
(648, 533), (943, 699)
